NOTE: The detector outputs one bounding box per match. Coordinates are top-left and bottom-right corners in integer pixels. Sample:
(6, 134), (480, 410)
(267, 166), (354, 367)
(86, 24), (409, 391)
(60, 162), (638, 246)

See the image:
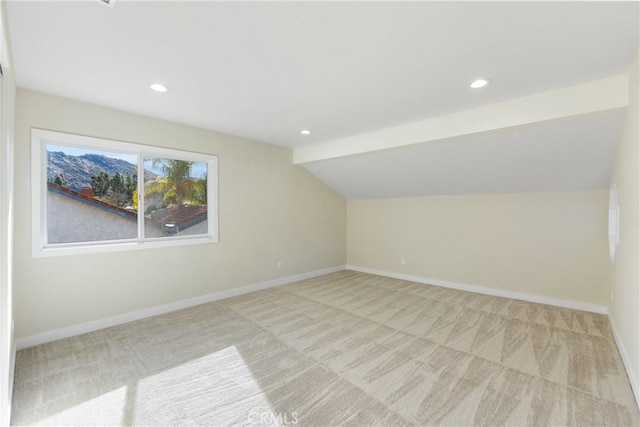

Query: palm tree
(144, 158), (195, 206)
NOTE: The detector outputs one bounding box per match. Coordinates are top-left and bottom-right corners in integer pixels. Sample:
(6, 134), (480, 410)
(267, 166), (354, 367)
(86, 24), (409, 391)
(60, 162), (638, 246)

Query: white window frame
(31, 128), (219, 257)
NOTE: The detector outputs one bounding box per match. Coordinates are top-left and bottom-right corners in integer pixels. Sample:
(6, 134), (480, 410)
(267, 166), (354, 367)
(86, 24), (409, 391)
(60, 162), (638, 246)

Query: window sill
(33, 235), (219, 258)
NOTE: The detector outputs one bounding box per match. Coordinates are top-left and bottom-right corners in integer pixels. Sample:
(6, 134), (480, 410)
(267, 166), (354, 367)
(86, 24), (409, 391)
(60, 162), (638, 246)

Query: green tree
(107, 172), (129, 206)
(192, 176), (207, 206)
(110, 172), (125, 194)
(124, 172), (137, 198)
(145, 158), (195, 206)
(89, 170), (138, 208)
(90, 171), (110, 197)
(50, 172), (68, 187)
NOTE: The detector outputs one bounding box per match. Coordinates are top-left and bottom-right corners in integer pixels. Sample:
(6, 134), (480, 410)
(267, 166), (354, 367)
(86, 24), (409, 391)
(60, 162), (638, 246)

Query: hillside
(47, 151), (154, 191)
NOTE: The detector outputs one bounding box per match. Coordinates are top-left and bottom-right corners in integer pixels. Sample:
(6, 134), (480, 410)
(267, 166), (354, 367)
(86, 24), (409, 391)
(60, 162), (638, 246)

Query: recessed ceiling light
(150, 83), (169, 93)
(300, 130), (311, 135)
(470, 79), (490, 89)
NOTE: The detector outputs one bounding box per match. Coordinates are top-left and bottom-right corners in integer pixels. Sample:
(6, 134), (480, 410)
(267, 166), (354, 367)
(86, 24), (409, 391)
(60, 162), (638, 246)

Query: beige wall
(348, 189), (610, 306)
(609, 52), (640, 401)
(13, 89), (346, 338)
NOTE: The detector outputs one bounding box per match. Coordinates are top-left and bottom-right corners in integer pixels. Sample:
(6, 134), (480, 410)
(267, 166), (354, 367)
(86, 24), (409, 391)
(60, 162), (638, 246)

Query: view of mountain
(47, 151), (155, 191)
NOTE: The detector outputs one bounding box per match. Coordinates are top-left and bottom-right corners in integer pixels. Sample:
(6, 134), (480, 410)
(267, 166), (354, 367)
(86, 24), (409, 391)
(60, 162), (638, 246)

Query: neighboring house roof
(47, 181), (136, 221)
(146, 205), (208, 235)
(47, 182), (207, 234)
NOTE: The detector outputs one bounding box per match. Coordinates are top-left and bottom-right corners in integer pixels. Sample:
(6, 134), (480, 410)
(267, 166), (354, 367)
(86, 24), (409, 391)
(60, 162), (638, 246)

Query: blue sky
(143, 158), (207, 179)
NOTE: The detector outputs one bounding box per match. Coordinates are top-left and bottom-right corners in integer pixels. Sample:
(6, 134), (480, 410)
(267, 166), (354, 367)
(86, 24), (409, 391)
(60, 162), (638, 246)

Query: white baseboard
(15, 265), (346, 350)
(608, 311), (640, 410)
(346, 265), (607, 314)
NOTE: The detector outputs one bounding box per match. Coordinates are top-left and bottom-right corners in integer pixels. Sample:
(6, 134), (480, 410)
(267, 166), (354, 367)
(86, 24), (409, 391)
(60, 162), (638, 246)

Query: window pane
(46, 144), (138, 244)
(143, 156), (208, 237)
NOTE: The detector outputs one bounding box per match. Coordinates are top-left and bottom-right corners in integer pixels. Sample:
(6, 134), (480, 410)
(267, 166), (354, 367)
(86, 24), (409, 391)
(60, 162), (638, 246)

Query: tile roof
(145, 205), (207, 234)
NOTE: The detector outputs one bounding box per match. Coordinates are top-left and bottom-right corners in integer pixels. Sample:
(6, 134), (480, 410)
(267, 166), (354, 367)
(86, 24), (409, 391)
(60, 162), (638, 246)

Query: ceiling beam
(293, 74), (628, 165)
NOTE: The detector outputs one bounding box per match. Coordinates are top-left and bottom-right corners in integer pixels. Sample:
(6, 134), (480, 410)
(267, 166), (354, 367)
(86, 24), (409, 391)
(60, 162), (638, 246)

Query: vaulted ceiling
(7, 1), (639, 198)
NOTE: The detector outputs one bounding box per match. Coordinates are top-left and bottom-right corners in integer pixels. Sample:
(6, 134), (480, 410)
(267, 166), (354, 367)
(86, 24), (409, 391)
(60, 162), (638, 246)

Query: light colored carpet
(11, 271), (639, 426)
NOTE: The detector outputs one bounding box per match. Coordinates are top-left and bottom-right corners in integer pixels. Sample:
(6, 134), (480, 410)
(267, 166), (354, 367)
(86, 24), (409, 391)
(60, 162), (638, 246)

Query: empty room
(1, 1), (639, 426)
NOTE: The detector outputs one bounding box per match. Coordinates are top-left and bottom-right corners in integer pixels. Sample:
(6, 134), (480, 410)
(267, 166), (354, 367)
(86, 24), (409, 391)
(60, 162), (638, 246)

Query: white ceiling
(304, 109), (625, 198)
(6, 1), (639, 198)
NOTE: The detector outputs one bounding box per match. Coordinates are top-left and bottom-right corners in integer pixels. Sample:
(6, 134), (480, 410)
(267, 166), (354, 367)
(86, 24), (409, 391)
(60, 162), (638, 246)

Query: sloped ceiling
(304, 110), (625, 198)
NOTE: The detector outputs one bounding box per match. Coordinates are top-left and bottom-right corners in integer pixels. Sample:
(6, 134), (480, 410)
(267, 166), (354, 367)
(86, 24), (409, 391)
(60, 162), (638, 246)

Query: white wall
(348, 189), (611, 308)
(0, 1), (16, 424)
(13, 89), (346, 339)
(609, 52), (640, 405)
